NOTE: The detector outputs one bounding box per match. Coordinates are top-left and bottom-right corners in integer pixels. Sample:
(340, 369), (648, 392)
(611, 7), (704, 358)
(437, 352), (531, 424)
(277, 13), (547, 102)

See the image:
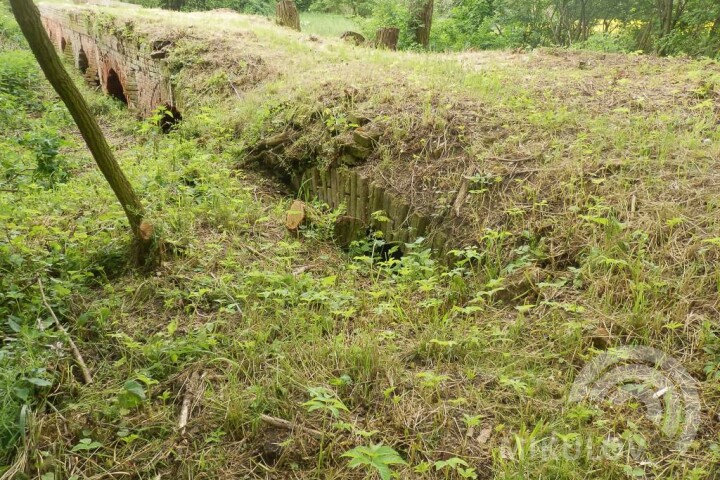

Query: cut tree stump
(375, 27), (399, 50)
(286, 200), (306, 232)
(276, 0), (300, 31)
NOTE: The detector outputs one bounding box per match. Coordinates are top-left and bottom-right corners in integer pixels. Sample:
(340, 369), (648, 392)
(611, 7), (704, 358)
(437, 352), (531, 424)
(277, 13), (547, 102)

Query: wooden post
(375, 27), (399, 50)
(276, 0), (300, 31)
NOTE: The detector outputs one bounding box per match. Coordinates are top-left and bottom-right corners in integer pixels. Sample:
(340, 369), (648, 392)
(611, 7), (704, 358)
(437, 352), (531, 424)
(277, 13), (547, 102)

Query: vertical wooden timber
(349, 171), (358, 219)
(357, 174), (368, 220)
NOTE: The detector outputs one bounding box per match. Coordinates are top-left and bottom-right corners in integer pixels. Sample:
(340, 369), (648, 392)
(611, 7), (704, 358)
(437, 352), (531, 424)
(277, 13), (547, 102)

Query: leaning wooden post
(9, 0), (155, 264)
(276, 0), (300, 31)
(375, 27), (399, 50)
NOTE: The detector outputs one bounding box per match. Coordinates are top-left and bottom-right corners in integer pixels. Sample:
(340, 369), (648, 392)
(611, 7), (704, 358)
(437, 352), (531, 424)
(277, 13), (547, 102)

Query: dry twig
(37, 278), (93, 384)
(259, 414), (327, 439)
(178, 371), (202, 435)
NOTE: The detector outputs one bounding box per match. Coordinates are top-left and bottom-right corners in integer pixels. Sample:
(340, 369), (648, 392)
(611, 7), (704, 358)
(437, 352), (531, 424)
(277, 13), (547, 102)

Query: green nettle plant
(341, 443), (407, 480)
(23, 129), (69, 187)
(302, 386), (349, 418)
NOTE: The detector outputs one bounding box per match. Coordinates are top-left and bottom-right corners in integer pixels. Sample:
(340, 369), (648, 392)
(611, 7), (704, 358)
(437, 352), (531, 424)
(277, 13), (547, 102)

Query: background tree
(410, 0), (434, 47)
(8, 0), (155, 264)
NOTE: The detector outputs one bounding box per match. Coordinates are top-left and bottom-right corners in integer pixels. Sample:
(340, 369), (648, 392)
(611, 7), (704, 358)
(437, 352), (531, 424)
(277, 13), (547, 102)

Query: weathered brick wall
(39, 4), (176, 117)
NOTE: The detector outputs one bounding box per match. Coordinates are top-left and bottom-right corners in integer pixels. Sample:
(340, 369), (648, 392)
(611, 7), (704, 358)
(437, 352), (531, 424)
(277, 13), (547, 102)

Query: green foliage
(0, 6), (24, 50)
(433, 0), (508, 50)
(0, 50), (40, 108)
(341, 443), (407, 480)
(301, 12), (361, 37)
(117, 380), (147, 409)
(365, 0), (720, 56)
(0, 46), (72, 190)
(70, 437), (103, 452)
(22, 129), (70, 187)
(302, 386), (349, 418)
(434, 457), (478, 478)
(182, 0), (274, 14)
(307, 0), (374, 16)
(571, 32), (634, 53)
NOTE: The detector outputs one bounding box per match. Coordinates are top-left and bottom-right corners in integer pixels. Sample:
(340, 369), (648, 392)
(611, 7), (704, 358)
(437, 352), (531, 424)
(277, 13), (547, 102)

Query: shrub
(433, 14), (511, 50)
(0, 50), (39, 101)
(0, 6), (24, 50)
(572, 32), (632, 54)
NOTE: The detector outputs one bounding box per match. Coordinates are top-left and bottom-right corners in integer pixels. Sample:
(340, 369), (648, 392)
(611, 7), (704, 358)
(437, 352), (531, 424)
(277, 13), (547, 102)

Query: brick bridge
(40, 3), (178, 118)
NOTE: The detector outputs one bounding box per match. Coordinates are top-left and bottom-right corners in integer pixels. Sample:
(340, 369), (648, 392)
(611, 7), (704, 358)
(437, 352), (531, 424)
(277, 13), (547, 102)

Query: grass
(300, 12), (361, 38)
(2, 2), (720, 480)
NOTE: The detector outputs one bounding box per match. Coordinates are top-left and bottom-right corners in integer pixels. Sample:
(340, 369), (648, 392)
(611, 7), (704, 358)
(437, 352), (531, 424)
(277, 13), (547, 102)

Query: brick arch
(62, 38), (74, 64)
(40, 6), (176, 117)
(78, 42), (100, 87)
(77, 47), (89, 74)
(105, 68), (127, 104)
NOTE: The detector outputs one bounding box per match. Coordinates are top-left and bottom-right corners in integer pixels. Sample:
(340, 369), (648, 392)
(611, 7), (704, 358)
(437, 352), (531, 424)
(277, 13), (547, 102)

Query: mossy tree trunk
(375, 27), (399, 50)
(276, 0), (300, 31)
(411, 0), (433, 48)
(9, 0), (155, 264)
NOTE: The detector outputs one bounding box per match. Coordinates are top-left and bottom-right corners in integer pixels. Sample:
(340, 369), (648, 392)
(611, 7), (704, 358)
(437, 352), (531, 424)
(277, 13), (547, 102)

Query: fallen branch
(178, 371), (201, 435)
(228, 79), (241, 98)
(292, 264), (314, 276)
(37, 278), (93, 385)
(244, 131), (299, 164)
(244, 244), (281, 265)
(259, 414), (327, 439)
(487, 155), (536, 163)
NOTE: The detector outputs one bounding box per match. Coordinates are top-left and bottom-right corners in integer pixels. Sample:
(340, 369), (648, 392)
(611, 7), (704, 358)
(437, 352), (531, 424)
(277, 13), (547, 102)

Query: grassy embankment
(2, 2), (720, 479)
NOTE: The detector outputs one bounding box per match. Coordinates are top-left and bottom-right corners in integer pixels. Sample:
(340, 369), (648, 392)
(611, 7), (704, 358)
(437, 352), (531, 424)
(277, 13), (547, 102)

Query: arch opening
(106, 69), (127, 105)
(60, 37), (67, 52)
(159, 104), (182, 133)
(78, 48), (89, 74)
